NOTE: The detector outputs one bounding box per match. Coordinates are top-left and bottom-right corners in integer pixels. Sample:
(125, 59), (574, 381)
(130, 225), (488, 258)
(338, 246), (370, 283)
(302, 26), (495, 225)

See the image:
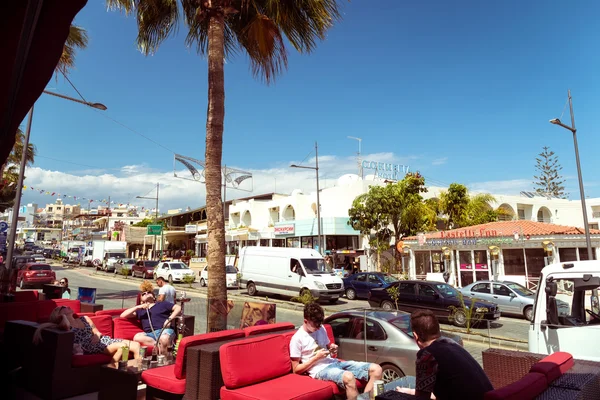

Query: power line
(35, 155), (119, 170)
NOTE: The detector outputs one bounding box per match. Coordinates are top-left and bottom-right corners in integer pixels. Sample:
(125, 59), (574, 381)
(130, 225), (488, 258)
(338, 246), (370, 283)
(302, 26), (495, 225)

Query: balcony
(592, 212), (600, 219)
(537, 218), (553, 224)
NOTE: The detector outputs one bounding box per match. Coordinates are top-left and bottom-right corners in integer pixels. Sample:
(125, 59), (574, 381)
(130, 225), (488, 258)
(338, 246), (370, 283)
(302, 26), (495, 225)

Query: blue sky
(20, 0), (600, 211)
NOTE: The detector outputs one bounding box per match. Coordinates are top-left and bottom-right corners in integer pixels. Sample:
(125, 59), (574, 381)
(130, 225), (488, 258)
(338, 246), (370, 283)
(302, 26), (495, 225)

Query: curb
(442, 327), (528, 349)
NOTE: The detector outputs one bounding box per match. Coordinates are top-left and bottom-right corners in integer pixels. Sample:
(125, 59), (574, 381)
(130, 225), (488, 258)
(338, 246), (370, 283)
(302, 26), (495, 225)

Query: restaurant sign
(361, 160), (410, 181)
(274, 224), (295, 235)
(185, 224), (198, 234)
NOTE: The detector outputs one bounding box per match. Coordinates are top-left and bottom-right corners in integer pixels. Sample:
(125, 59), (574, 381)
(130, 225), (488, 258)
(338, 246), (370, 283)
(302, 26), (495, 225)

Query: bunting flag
(22, 185), (148, 211)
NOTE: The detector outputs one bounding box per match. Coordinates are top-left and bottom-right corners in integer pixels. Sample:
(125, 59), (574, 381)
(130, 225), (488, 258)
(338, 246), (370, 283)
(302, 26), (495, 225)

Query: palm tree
(56, 25), (89, 75)
(107, 0), (344, 331)
(438, 184), (500, 229)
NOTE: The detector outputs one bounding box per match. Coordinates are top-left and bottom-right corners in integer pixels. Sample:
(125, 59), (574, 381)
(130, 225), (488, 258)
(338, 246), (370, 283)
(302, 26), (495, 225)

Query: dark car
(42, 248), (53, 258)
(17, 263), (56, 289)
(132, 260), (159, 279)
(367, 280), (500, 328)
(343, 272), (399, 300)
(12, 255), (36, 270)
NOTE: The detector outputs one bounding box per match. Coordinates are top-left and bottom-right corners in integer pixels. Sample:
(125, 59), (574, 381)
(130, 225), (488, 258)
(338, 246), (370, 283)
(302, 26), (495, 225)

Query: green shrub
(291, 290), (317, 305)
(386, 285), (400, 309)
(182, 274), (195, 288)
(120, 268), (131, 279)
(448, 292), (487, 333)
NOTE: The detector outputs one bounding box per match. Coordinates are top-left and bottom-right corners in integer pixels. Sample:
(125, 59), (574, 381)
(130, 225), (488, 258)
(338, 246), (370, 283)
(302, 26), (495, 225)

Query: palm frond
(135, 0), (180, 55)
(106, 0), (136, 14)
(56, 25), (89, 75)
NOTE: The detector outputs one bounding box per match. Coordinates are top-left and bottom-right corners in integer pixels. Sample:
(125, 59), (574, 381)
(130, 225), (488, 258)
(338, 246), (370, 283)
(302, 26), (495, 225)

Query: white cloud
(431, 157), (448, 166)
(467, 179), (533, 195)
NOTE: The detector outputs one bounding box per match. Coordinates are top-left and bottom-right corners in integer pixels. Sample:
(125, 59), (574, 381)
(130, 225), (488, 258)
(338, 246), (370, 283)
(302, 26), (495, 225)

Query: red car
(18, 263), (56, 289)
(132, 260), (159, 279)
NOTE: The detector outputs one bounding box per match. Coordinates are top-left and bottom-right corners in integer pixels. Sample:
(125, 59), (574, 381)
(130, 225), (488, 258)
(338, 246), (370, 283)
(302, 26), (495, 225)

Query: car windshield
(170, 263), (188, 270)
(433, 283), (459, 297)
(124, 259), (136, 264)
(145, 261), (158, 267)
(31, 265), (51, 271)
(385, 314), (414, 338)
(506, 282), (534, 296)
(301, 258), (332, 274)
(381, 275), (399, 284)
(107, 253), (124, 259)
(226, 265), (237, 274)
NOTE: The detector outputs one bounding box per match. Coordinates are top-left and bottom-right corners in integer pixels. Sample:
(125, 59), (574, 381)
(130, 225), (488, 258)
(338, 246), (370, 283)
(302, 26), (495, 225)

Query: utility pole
(315, 142), (322, 253)
(107, 196), (111, 241)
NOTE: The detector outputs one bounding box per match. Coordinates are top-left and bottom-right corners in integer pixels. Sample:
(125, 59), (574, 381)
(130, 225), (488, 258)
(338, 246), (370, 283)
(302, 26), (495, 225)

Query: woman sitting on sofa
(33, 305), (141, 363)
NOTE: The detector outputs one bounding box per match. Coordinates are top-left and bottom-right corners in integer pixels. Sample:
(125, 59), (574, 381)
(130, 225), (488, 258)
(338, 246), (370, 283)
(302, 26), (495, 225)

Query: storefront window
(259, 239), (269, 247)
(199, 243), (207, 257)
(559, 248), (577, 262)
(272, 239), (285, 247)
(246, 240), (257, 247)
(473, 250), (488, 268)
(578, 248), (596, 261)
(302, 237), (313, 249)
(525, 248), (545, 278)
(414, 251), (430, 276)
(459, 251), (472, 270)
(286, 237), (300, 248)
(431, 251), (442, 273)
(503, 249), (525, 276)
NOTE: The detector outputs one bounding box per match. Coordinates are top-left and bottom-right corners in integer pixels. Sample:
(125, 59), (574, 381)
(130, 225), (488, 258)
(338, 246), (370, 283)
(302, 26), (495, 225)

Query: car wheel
(345, 288), (357, 300)
(168, 275), (173, 284)
(524, 306), (533, 322)
(381, 300), (395, 311)
(200, 278), (206, 287)
(452, 310), (468, 328)
(247, 282), (257, 296)
(381, 364), (404, 384)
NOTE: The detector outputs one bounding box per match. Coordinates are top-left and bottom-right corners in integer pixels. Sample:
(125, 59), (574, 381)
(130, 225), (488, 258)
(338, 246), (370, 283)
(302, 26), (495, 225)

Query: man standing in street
(156, 276), (176, 303)
(120, 290), (181, 354)
(390, 309), (493, 399)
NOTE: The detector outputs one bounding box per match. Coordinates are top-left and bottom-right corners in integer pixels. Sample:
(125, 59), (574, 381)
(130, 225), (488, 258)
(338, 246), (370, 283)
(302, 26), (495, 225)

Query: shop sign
(477, 238), (514, 245)
(427, 238), (478, 246)
(361, 160), (410, 181)
(274, 224), (295, 235)
(440, 228), (500, 238)
(185, 224), (198, 234)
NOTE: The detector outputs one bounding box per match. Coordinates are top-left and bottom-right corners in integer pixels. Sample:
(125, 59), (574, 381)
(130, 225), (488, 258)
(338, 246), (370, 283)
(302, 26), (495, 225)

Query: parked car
(132, 260), (159, 279)
(199, 264), (239, 288)
(460, 280), (535, 321)
(114, 258), (137, 275)
(154, 261), (196, 284)
(12, 255), (36, 270)
(32, 254), (46, 263)
(17, 263), (56, 289)
(343, 272), (399, 300)
(42, 248), (53, 258)
(367, 280), (500, 328)
(324, 308), (463, 383)
(99, 253), (125, 272)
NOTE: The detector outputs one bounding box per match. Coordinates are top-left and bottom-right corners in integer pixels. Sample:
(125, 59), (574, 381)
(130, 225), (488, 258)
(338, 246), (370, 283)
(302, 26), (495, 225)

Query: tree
(348, 173), (432, 271)
(107, 0), (344, 332)
(533, 146), (567, 198)
(438, 183), (499, 229)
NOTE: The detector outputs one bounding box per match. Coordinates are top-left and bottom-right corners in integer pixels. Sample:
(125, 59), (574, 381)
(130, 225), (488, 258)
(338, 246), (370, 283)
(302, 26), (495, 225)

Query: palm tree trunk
(205, 8), (227, 333)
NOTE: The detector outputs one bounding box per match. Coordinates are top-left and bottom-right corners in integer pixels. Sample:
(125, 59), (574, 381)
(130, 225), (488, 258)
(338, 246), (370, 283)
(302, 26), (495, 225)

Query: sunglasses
(59, 281), (66, 285)
(141, 291), (153, 296)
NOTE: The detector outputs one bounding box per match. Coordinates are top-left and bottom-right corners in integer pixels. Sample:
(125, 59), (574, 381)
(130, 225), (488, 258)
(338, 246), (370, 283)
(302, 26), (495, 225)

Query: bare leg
(158, 333), (172, 355)
(128, 340), (141, 359)
(104, 344), (123, 364)
(343, 371), (358, 400)
(362, 363), (383, 393)
(133, 332), (156, 348)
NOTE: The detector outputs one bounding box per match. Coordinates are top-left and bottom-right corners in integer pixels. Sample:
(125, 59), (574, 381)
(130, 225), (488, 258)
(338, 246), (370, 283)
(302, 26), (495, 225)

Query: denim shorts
(145, 328), (175, 340)
(314, 360), (372, 388)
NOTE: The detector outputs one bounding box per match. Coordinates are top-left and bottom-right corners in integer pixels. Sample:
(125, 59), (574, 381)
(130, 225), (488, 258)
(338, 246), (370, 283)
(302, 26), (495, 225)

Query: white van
(238, 246), (344, 304)
(528, 260), (600, 361)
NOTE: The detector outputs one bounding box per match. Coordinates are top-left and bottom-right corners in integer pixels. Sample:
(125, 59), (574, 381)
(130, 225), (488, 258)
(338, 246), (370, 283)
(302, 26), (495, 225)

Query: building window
(559, 248), (577, 262)
(431, 251), (442, 273)
(259, 239), (269, 246)
(414, 251), (430, 276)
(48, 207), (53, 212)
(272, 239), (285, 247)
(301, 237), (314, 249)
(517, 209), (525, 220)
(589, 223), (599, 230)
(579, 248), (597, 261)
(525, 249), (545, 278)
(286, 237), (300, 248)
(502, 249), (525, 276)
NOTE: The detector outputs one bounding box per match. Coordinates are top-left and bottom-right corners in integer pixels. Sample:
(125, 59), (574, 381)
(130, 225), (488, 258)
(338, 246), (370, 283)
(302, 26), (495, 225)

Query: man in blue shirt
(121, 290), (181, 354)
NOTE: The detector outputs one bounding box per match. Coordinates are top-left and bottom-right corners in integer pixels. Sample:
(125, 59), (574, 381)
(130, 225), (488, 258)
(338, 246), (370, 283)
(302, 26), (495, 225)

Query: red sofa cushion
(174, 329), (245, 379)
(484, 372), (547, 400)
(37, 299), (81, 322)
(72, 354), (112, 367)
(142, 364), (186, 394)
(530, 352), (574, 384)
(95, 308), (127, 318)
(89, 315), (114, 337)
(244, 322), (295, 337)
(0, 302), (38, 332)
(14, 290), (39, 302)
(113, 317), (144, 340)
(220, 334), (291, 389)
(220, 373), (333, 400)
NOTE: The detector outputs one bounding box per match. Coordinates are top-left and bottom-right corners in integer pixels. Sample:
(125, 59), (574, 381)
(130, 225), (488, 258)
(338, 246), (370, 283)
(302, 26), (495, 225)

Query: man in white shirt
(289, 303), (382, 400)
(156, 277), (176, 303)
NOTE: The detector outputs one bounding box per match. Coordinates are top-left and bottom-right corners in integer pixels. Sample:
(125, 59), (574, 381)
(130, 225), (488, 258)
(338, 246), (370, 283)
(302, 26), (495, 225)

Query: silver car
(323, 308), (463, 383)
(460, 280), (534, 321)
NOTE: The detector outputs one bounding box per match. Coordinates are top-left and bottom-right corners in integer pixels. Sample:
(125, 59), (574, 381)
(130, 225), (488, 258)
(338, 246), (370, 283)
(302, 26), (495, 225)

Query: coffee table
(100, 359), (174, 400)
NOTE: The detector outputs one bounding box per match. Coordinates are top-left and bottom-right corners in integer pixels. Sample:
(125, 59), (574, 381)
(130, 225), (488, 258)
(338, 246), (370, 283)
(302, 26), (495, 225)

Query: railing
(536, 217), (553, 223)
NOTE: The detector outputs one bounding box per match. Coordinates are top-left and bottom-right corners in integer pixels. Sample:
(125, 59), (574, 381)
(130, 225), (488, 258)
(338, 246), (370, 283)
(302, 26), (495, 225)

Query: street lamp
(549, 90), (593, 260)
(137, 183), (159, 259)
(290, 142), (322, 253)
(347, 136), (363, 179)
(5, 92), (107, 272)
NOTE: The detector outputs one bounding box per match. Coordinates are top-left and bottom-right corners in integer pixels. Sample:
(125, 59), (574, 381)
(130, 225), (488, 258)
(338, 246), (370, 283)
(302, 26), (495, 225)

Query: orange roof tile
(405, 220), (600, 240)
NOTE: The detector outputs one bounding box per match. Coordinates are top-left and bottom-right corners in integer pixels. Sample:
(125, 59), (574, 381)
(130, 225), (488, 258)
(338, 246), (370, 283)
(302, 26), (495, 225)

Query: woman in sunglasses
(33, 306), (141, 363)
(59, 277), (71, 299)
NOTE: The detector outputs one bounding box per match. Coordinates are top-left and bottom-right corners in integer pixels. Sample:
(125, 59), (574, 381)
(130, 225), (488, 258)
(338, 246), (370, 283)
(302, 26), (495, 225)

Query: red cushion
(113, 317), (143, 340)
(323, 324), (338, 358)
(71, 354), (112, 367)
(220, 334), (291, 389)
(174, 329), (245, 379)
(530, 352), (574, 383)
(142, 364), (186, 394)
(220, 373), (333, 400)
(95, 308), (127, 318)
(37, 299), (81, 322)
(89, 314), (114, 337)
(484, 372), (547, 400)
(244, 322), (296, 337)
(14, 290), (39, 302)
(0, 302), (38, 331)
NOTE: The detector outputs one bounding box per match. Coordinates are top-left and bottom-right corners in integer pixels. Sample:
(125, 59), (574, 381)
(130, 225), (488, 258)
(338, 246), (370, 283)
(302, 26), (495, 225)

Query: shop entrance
(458, 250), (490, 287)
